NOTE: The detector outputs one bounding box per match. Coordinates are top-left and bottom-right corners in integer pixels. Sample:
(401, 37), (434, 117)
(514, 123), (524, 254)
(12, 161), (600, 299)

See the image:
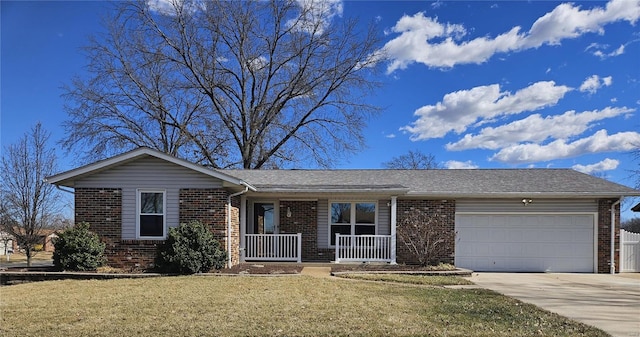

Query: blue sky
(1, 1), (639, 216)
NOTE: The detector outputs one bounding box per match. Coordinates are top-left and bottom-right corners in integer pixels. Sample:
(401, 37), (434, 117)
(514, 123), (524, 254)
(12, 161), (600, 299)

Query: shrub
(53, 222), (106, 271)
(155, 221), (227, 274)
(397, 208), (455, 267)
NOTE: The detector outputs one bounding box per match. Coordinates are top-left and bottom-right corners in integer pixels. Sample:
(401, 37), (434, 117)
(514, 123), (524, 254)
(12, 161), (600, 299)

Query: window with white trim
(329, 201), (376, 246)
(137, 190), (166, 239)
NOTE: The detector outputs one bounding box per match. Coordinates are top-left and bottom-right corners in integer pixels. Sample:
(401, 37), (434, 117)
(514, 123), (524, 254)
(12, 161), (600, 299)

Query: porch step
(301, 267), (332, 278)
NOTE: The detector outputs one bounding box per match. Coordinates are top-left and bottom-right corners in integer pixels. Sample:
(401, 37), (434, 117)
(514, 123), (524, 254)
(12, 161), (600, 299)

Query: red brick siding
(179, 189), (239, 265)
(396, 199), (456, 265)
(279, 201), (323, 261)
(75, 187), (240, 270)
(597, 198), (620, 273)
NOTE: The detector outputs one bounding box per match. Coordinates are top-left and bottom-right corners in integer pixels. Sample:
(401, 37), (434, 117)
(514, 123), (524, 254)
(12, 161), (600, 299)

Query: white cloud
(401, 81), (572, 140)
(287, 0), (343, 35)
(446, 107), (634, 150)
(382, 0), (640, 72)
(384, 133), (396, 139)
(490, 130), (640, 164)
(572, 158), (620, 174)
(579, 75), (613, 94)
(147, 0), (203, 16)
(586, 41), (629, 59)
(445, 160), (479, 169)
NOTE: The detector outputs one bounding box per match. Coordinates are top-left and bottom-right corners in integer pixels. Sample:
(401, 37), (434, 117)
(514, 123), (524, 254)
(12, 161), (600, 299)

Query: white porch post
(240, 195), (247, 262)
(390, 196), (397, 265)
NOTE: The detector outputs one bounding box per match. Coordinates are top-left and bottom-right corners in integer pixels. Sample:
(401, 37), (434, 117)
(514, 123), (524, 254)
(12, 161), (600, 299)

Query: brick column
(597, 198), (621, 273)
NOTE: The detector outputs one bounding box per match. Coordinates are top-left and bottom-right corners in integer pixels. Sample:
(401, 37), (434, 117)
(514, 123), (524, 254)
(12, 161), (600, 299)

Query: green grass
(336, 273), (475, 286)
(0, 276), (608, 337)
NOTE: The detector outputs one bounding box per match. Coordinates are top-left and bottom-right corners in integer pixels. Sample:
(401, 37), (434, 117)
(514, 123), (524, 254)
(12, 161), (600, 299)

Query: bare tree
(383, 150), (441, 169)
(0, 123), (61, 266)
(396, 208), (454, 266)
(62, 0), (382, 168)
(622, 218), (640, 233)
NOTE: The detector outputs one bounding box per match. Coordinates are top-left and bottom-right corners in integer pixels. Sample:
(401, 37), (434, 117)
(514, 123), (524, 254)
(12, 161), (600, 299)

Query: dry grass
(0, 276), (608, 337)
(336, 274), (475, 286)
(0, 251), (53, 265)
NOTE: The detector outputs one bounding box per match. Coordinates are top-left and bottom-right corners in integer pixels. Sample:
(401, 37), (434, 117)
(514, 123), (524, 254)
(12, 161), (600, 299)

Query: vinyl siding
(317, 199), (328, 249)
(378, 200), (390, 235)
(455, 199), (598, 213)
(74, 157), (223, 239)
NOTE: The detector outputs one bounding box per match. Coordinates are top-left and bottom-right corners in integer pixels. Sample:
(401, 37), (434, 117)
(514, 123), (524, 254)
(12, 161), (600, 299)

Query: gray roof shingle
(221, 169), (640, 198)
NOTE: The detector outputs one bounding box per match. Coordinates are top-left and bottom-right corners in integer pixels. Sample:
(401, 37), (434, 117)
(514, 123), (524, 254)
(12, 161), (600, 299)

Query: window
(137, 190), (166, 239)
(330, 201), (377, 246)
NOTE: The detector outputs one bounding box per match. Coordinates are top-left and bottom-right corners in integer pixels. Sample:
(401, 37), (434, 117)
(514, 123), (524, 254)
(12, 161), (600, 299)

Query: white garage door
(455, 214), (594, 272)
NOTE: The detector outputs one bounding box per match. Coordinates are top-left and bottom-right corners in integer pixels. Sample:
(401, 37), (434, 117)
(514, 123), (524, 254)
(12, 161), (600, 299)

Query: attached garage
(455, 200), (597, 273)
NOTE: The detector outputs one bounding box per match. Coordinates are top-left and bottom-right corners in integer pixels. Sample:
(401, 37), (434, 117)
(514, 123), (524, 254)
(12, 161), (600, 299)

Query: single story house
(46, 147), (640, 273)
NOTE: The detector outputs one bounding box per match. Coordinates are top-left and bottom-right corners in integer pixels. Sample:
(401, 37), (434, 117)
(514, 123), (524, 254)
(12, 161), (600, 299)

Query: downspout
(610, 198), (622, 274)
(227, 186), (249, 269)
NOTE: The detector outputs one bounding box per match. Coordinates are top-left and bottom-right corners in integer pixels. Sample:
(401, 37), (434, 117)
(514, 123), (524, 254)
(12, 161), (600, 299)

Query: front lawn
(0, 276), (608, 337)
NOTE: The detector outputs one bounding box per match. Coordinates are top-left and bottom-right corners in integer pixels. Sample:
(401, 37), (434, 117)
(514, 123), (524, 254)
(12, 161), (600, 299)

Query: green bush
(155, 221), (227, 274)
(53, 222), (106, 271)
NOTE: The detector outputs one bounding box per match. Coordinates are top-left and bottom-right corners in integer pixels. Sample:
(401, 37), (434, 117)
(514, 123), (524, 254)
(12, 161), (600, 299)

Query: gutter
(610, 198), (622, 274)
(55, 185), (75, 194)
(226, 184), (252, 268)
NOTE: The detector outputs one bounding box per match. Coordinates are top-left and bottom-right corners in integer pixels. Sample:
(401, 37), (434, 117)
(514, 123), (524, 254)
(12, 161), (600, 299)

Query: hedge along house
(46, 147), (640, 273)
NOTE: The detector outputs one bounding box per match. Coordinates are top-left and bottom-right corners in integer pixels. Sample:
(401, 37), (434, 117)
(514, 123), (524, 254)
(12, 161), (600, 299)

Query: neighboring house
(2, 228), (59, 253)
(0, 232), (14, 256)
(632, 203), (640, 212)
(46, 147), (640, 273)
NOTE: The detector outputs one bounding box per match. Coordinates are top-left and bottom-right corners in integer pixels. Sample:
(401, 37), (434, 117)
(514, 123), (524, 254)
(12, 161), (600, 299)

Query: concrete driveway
(471, 273), (640, 337)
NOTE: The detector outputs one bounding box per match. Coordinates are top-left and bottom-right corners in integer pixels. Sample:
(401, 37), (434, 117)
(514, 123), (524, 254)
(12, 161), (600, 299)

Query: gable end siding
(73, 157), (224, 240)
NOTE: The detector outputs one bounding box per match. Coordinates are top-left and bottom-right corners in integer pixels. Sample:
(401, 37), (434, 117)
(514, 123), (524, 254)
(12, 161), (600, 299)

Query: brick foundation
(396, 199), (456, 265)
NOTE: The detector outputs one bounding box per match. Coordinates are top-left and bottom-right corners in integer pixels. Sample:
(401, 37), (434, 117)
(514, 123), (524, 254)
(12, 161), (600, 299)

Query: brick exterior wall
(279, 201), (323, 261)
(75, 187), (241, 270)
(74, 188), (150, 269)
(597, 198), (620, 273)
(396, 199), (456, 265)
(179, 188), (239, 265)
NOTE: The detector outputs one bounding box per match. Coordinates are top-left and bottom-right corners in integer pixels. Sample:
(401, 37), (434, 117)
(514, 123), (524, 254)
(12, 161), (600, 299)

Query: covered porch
(237, 196), (399, 264)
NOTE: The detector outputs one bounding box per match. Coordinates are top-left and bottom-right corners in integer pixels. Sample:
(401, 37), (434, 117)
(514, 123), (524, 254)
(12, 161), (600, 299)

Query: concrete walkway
(471, 273), (640, 337)
(300, 266), (332, 278)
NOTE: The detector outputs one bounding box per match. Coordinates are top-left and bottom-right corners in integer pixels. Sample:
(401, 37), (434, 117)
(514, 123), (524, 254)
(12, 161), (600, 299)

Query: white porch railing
(335, 234), (393, 263)
(620, 229), (640, 272)
(244, 233), (302, 263)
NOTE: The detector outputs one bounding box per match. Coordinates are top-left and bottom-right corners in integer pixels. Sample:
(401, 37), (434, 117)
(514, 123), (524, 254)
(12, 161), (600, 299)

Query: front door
(253, 202), (277, 234)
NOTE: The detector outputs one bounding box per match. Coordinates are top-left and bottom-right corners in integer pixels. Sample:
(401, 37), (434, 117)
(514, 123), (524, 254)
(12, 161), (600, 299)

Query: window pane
(254, 203), (274, 234)
(356, 203), (375, 224)
(141, 193), (163, 214)
(140, 215), (163, 237)
(355, 225), (375, 235)
(331, 203), (351, 224)
(330, 224), (352, 245)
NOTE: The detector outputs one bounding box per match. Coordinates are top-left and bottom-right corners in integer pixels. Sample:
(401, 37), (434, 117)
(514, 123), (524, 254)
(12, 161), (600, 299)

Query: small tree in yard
(156, 221), (226, 274)
(53, 222), (106, 271)
(397, 208), (455, 266)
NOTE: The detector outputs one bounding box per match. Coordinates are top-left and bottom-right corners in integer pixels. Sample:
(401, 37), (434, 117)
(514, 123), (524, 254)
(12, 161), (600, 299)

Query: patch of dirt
(217, 263), (303, 275)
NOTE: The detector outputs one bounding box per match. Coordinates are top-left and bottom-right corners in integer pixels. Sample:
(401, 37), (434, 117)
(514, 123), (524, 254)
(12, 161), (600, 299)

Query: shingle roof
(221, 169), (640, 198)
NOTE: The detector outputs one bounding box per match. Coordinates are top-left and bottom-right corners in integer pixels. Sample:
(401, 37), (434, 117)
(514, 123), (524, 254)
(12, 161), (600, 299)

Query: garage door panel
(455, 214), (594, 272)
